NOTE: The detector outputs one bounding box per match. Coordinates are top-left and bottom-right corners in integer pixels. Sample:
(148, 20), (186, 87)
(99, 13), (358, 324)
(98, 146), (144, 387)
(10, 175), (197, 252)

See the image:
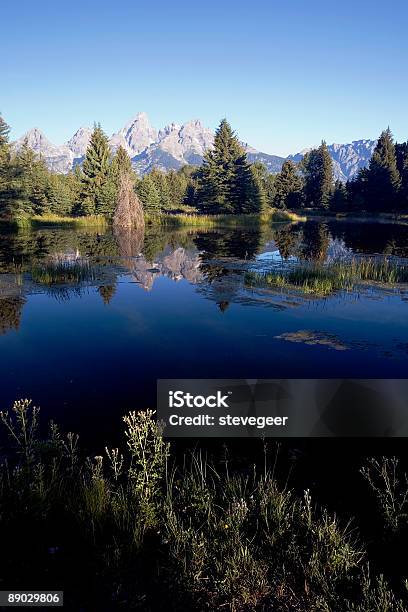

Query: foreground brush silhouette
(0, 400), (407, 611)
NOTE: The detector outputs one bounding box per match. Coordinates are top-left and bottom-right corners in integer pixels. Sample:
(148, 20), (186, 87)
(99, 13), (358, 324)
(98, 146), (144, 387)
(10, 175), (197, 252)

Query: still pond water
(0, 219), (407, 442)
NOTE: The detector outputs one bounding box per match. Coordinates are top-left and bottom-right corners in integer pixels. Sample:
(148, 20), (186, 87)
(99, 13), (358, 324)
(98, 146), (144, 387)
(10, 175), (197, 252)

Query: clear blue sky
(2, 0), (407, 156)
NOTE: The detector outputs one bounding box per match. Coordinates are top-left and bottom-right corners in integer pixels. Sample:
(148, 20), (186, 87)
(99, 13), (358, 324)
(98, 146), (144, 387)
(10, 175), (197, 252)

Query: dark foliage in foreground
(0, 400), (408, 611)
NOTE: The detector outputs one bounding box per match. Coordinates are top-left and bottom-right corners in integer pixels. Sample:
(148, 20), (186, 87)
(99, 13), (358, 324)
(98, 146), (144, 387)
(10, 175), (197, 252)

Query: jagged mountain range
(12, 112), (376, 181)
(288, 140), (376, 182)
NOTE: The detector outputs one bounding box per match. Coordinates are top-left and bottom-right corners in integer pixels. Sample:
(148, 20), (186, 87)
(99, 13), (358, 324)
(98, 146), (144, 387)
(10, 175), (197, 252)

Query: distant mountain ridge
(288, 140), (376, 182)
(12, 113), (376, 181)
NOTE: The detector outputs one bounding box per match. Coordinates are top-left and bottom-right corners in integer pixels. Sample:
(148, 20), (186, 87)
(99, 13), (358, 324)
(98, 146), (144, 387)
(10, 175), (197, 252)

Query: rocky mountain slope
(12, 113), (376, 180)
(288, 140), (376, 182)
(14, 128), (74, 174)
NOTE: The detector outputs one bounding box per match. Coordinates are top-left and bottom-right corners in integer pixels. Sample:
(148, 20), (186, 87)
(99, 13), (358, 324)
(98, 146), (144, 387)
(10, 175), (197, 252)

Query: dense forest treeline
(1, 113), (407, 222)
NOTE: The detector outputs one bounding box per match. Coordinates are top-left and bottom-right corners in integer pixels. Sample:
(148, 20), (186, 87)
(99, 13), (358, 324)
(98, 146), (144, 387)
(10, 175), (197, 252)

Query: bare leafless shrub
(113, 172), (145, 230)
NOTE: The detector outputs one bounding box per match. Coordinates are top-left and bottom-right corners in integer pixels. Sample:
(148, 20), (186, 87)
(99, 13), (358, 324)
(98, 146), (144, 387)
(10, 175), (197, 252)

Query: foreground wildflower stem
(0, 398), (39, 463)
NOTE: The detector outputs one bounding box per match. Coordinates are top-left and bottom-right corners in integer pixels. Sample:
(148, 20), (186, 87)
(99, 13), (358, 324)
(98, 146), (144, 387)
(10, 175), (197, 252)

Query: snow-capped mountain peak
(13, 128), (74, 173)
(66, 127), (93, 158)
(110, 112), (158, 156)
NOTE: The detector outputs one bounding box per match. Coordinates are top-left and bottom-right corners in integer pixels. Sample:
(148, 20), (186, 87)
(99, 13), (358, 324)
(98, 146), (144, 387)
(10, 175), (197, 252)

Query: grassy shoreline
(2, 209), (408, 231)
(0, 209), (305, 230)
(143, 209), (305, 227)
(0, 214), (109, 230)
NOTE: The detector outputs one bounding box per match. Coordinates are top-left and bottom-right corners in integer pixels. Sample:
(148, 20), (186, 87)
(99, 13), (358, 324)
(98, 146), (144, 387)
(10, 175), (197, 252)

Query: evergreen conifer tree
(366, 128), (400, 211)
(167, 169), (189, 208)
(273, 160), (303, 209)
(136, 174), (161, 211)
(251, 162), (275, 208)
(79, 124), (111, 215)
(94, 145), (135, 218)
(197, 119), (236, 213)
(232, 153), (266, 214)
(0, 117), (27, 221)
(197, 119), (262, 214)
(302, 141), (333, 209)
(150, 168), (172, 210)
(347, 167), (369, 211)
(330, 180), (348, 211)
(16, 142), (51, 214)
(45, 174), (75, 215)
(111, 145), (132, 179)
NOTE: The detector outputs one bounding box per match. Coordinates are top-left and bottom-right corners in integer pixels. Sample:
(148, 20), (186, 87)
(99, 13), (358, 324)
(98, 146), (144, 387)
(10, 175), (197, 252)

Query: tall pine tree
(150, 168), (172, 210)
(0, 114), (16, 220)
(273, 160), (303, 209)
(15, 140), (56, 215)
(78, 124), (111, 215)
(366, 128), (400, 211)
(136, 174), (161, 211)
(0, 115), (39, 222)
(111, 145), (132, 180)
(330, 180), (348, 211)
(251, 162), (275, 208)
(197, 119), (262, 214)
(302, 141), (333, 209)
(232, 153), (267, 214)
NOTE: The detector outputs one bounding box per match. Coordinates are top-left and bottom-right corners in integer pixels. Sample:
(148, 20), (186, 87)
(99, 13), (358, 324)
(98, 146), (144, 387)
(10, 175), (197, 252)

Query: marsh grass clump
(145, 212), (259, 228)
(30, 214), (108, 229)
(31, 256), (96, 285)
(245, 257), (408, 296)
(145, 209), (305, 228)
(348, 257), (408, 284)
(1, 400), (408, 610)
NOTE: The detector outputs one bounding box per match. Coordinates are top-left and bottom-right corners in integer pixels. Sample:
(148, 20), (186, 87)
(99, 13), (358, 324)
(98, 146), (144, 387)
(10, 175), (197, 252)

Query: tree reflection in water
(0, 296), (26, 335)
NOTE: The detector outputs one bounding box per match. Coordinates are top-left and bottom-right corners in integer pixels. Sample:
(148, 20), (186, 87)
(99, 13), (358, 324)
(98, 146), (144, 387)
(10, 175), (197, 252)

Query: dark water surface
(0, 219), (407, 445)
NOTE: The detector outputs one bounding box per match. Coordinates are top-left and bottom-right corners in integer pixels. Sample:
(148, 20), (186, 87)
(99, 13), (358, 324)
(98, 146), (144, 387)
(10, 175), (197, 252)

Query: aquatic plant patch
(30, 257), (97, 285)
(245, 257), (408, 296)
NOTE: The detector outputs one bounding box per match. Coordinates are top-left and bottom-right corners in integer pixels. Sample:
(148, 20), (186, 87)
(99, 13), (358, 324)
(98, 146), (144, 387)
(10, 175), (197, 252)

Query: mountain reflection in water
(0, 220), (408, 327)
(0, 220), (407, 439)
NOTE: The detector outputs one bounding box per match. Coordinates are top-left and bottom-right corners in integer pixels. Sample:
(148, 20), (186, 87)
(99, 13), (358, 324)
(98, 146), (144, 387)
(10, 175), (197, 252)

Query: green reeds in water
(31, 256), (96, 285)
(145, 209), (306, 228)
(245, 257), (408, 296)
(30, 214), (108, 229)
